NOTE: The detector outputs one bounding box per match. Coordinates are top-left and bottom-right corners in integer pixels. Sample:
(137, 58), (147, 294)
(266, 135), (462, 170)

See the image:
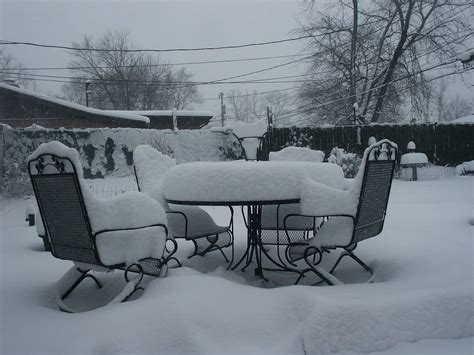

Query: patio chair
(259, 147), (326, 266)
(28, 141), (175, 312)
(133, 145), (234, 264)
(231, 119), (269, 161)
(285, 139), (398, 285)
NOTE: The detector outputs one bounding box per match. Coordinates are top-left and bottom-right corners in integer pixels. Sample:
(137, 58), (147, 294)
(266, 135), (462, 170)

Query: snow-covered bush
(455, 161), (474, 175)
(0, 126), (231, 198)
(283, 127), (312, 148)
(327, 147), (362, 178)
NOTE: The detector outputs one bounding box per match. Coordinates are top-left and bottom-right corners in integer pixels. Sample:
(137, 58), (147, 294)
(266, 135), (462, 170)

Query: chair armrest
(300, 177), (358, 217)
(86, 191), (167, 233)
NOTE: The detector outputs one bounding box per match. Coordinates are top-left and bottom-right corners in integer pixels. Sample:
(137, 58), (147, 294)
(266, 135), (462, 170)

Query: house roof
(0, 83), (150, 124)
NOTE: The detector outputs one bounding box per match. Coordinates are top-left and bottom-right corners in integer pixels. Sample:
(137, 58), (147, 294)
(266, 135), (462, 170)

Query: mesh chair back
(352, 142), (397, 244)
(233, 133), (267, 161)
(28, 154), (99, 265)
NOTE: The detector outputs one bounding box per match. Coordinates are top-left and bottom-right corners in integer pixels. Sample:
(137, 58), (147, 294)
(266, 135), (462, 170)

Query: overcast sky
(1, 0), (310, 115)
(1, 0), (472, 119)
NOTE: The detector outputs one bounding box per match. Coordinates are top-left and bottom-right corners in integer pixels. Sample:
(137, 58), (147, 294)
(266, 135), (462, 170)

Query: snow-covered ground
(1, 177), (473, 354)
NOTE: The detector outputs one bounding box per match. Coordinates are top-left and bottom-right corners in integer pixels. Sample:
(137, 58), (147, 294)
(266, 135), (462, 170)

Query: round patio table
(163, 160), (345, 278)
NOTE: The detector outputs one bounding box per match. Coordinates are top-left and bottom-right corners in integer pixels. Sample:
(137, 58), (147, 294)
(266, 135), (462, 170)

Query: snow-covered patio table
(163, 160), (345, 279)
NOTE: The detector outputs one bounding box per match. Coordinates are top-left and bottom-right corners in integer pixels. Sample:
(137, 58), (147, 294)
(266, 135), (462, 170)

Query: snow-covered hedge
(0, 125), (236, 197)
(327, 147), (362, 178)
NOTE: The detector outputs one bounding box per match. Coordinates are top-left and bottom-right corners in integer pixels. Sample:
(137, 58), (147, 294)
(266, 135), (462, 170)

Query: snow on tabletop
(0, 83), (150, 123)
(163, 160), (344, 203)
(269, 146), (325, 162)
(400, 152), (428, 165)
(231, 119), (268, 138)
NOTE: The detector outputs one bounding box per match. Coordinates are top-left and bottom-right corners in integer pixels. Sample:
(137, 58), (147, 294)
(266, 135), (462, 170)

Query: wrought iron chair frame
(133, 165), (235, 265)
(284, 141), (398, 286)
(232, 132), (268, 161)
(29, 153), (177, 311)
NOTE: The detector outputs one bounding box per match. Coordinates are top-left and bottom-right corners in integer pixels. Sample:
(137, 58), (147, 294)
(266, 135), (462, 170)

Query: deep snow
(1, 176), (473, 354)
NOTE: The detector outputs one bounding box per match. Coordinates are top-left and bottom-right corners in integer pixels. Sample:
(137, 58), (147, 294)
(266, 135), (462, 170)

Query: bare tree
(226, 90), (263, 122)
(298, 0), (472, 124)
(432, 78), (472, 121)
(61, 31), (200, 110)
(0, 49), (35, 89)
(226, 89), (294, 124)
(164, 68), (202, 110)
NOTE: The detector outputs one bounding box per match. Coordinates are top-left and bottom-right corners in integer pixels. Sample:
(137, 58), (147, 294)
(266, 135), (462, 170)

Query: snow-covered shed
(0, 83), (149, 129)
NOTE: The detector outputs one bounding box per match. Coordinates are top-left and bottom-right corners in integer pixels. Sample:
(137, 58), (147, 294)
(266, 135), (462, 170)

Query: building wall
(0, 87), (148, 129)
(147, 115), (212, 130)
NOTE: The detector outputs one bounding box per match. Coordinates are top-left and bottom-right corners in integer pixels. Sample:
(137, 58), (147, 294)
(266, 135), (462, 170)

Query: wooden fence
(260, 123), (473, 165)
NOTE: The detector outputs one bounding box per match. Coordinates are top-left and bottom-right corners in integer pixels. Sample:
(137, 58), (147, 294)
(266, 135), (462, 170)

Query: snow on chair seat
(133, 145), (234, 263)
(285, 139), (398, 286)
(28, 141), (174, 312)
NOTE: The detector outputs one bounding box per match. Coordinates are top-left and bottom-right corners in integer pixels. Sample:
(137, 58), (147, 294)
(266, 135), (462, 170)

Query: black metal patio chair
(259, 147), (326, 267)
(133, 145), (234, 265)
(231, 119), (269, 161)
(28, 141), (176, 312)
(285, 139), (398, 285)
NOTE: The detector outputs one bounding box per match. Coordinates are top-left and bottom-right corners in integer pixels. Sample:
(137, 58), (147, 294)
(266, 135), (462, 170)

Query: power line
(201, 87), (299, 101)
(0, 19), (386, 54)
(0, 53), (313, 71)
(0, 35), (313, 53)
(283, 67), (472, 126)
(2, 55), (313, 88)
(1, 70), (313, 84)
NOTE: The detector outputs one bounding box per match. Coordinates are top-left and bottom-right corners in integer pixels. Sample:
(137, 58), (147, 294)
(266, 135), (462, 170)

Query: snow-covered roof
(107, 110), (214, 118)
(0, 83), (150, 124)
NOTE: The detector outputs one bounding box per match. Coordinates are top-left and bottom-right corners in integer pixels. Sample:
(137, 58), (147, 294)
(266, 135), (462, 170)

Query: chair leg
(56, 263), (147, 312)
(60, 267), (102, 301)
(164, 238), (182, 268)
(330, 248), (374, 282)
(56, 266), (103, 313)
(113, 263), (145, 304)
(302, 246), (343, 286)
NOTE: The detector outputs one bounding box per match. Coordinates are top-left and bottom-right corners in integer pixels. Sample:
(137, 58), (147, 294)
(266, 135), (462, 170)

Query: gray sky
(1, 0), (473, 120)
(1, 0), (308, 115)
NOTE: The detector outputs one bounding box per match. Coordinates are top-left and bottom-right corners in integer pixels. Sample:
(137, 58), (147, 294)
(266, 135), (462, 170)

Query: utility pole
(219, 92), (225, 127)
(85, 80), (91, 107)
(266, 106), (273, 131)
